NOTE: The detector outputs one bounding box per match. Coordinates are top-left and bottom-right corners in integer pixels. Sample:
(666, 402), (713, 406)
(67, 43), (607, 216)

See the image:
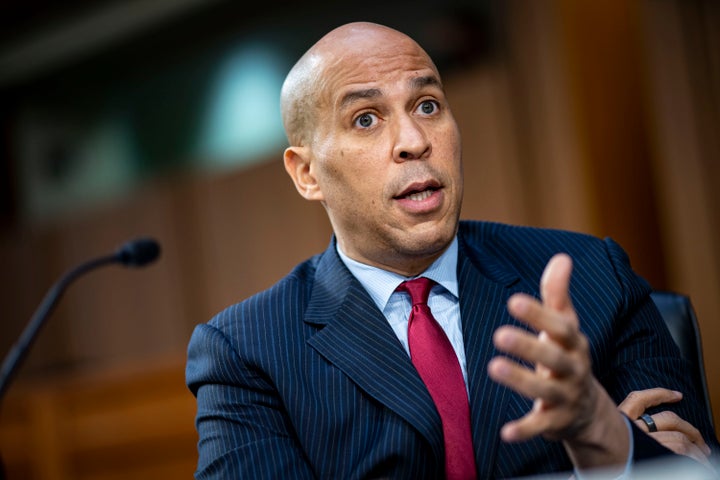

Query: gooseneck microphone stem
(0, 237), (160, 400)
(0, 254), (116, 399)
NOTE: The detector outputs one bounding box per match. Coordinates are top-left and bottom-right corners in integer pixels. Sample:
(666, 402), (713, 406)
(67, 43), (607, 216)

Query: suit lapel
(304, 242), (444, 459)
(457, 236), (529, 477)
(302, 234), (537, 474)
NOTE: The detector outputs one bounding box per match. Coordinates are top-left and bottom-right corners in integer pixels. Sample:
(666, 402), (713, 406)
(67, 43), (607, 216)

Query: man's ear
(283, 146), (324, 201)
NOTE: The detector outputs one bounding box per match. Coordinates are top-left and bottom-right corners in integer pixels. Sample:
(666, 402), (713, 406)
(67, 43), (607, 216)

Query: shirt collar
(337, 236), (459, 312)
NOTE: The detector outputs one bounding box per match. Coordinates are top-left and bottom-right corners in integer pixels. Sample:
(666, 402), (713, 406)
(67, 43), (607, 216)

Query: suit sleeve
(185, 323), (316, 479)
(599, 238), (720, 466)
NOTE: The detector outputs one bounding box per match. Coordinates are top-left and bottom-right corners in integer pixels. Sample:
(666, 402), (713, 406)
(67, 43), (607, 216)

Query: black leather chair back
(651, 291), (714, 429)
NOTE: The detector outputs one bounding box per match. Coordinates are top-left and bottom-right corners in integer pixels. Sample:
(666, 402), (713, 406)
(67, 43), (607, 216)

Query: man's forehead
(337, 75), (443, 110)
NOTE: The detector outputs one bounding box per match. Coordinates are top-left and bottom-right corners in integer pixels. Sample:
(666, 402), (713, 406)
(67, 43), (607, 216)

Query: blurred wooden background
(0, 1), (718, 478)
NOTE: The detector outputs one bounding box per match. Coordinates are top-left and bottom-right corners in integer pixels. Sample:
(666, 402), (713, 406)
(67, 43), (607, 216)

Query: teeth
(406, 190), (433, 201)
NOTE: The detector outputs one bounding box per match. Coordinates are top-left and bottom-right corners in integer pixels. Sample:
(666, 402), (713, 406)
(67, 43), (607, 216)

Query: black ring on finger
(639, 413), (658, 433)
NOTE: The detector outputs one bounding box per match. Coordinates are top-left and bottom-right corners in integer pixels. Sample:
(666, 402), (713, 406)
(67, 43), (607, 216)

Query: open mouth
(399, 188), (437, 201)
(394, 181), (441, 201)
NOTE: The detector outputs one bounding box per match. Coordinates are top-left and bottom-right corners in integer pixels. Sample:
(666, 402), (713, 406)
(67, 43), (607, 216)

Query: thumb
(540, 253), (574, 312)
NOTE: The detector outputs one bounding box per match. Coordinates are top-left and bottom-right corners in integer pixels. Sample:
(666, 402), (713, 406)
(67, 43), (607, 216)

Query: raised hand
(488, 253), (631, 471)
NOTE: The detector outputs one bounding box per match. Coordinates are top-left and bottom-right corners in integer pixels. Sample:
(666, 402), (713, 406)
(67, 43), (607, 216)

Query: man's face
(293, 30), (463, 276)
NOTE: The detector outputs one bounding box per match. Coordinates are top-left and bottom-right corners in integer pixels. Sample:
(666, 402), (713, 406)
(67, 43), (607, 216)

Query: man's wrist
(564, 384), (631, 474)
(572, 415), (634, 480)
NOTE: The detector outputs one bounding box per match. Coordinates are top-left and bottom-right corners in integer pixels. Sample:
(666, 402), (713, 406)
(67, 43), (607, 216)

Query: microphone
(0, 237), (161, 400)
(116, 237), (161, 267)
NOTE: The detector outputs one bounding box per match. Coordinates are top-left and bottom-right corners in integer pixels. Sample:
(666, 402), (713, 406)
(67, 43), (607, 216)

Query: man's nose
(393, 115), (431, 161)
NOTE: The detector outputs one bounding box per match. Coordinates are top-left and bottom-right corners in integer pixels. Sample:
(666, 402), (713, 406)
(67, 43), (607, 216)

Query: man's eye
(418, 100), (438, 115)
(355, 112), (377, 128)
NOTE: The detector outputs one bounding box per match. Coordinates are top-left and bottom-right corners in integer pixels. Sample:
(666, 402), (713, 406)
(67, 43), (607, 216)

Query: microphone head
(116, 237), (161, 267)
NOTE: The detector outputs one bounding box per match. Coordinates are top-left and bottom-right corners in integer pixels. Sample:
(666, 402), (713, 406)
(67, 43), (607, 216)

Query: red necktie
(397, 277), (477, 480)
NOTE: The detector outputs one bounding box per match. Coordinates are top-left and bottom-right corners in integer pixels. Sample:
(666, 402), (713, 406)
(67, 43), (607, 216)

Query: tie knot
(397, 277), (435, 306)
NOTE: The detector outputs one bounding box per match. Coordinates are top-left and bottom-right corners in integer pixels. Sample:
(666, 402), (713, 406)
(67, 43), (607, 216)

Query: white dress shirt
(336, 236), (468, 389)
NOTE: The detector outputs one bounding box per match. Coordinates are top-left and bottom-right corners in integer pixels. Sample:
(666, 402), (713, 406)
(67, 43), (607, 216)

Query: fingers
(492, 326), (577, 378)
(488, 325), (595, 444)
(506, 294), (580, 350)
(506, 254), (579, 350)
(490, 253), (596, 444)
(616, 387), (713, 467)
(634, 411), (711, 456)
(618, 388), (682, 419)
(649, 430), (712, 468)
(499, 399), (553, 442)
(488, 356), (568, 406)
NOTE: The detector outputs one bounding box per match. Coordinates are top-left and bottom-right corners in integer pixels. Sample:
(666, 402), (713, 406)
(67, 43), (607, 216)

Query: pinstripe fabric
(186, 220), (719, 479)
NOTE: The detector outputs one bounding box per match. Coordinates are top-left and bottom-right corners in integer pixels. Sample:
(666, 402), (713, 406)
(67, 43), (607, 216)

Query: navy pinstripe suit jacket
(186, 220), (718, 479)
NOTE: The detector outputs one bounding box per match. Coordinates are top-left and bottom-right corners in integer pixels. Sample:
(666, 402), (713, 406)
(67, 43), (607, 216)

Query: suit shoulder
(458, 220), (649, 306)
(459, 220), (606, 256)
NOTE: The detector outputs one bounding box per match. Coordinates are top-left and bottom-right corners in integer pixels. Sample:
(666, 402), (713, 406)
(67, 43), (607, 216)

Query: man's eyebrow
(339, 88), (382, 110)
(410, 75), (443, 90)
(337, 76), (442, 110)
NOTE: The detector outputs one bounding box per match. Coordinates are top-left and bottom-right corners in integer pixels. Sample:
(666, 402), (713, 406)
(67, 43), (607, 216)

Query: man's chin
(405, 218), (457, 245)
(400, 226), (455, 258)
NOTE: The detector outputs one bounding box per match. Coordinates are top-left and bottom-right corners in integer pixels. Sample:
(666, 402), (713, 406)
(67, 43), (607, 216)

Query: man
(186, 21), (717, 478)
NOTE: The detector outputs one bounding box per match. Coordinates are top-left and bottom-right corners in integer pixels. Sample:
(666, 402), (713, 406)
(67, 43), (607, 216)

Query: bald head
(280, 22), (438, 147)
